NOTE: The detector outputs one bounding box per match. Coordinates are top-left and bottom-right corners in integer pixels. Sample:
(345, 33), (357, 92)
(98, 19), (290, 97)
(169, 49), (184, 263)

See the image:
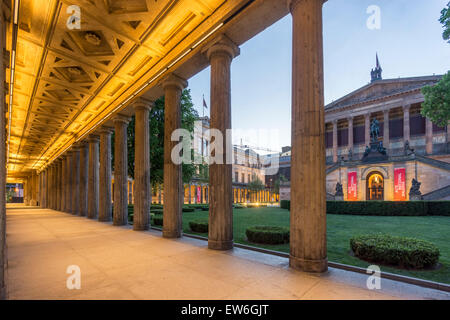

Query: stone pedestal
(289, 0), (327, 273)
(132, 100), (152, 231)
(88, 135), (100, 219)
(205, 35), (239, 250)
(99, 128), (113, 222)
(113, 115), (130, 226)
(162, 74), (187, 238)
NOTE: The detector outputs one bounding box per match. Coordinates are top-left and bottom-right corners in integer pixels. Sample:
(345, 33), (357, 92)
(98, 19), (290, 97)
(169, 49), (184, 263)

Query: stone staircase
(422, 184), (450, 200)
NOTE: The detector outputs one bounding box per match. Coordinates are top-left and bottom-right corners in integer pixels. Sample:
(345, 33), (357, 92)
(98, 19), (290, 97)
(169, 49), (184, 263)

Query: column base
(113, 221), (127, 226)
(163, 230), (182, 239)
(98, 217), (111, 222)
(289, 255), (328, 273)
(133, 224), (149, 231)
(208, 239), (233, 251)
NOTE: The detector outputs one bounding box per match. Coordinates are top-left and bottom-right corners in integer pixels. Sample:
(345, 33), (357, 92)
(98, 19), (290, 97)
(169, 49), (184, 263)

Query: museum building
(280, 58), (450, 201)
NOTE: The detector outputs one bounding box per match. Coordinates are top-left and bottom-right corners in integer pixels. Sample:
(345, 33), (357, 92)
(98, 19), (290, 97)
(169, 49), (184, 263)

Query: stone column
(383, 109), (390, 149)
(71, 147), (80, 215)
(289, 0), (327, 272)
(403, 105), (411, 145)
(113, 115), (130, 226)
(162, 74), (187, 238)
(61, 157), (66, 211)
(51, 165), (56, 209)
(88, 135), (100, 219)
(56, 159), (62, 211)
(133, 99), (152, 231)
(31, 171), (37, 206)
(99, 127), (113, 222)
(364, 113), (371, 146)
(188, 184), (192, 204)
(332, 120), (338, 162)
(45, 168), (49, 208)
(65, 152), (73, 213)
(347, 117), (353, 154)
(79, 142), (89, 217)
(426, 118), (433, 154)
(205, 35), (239, 250)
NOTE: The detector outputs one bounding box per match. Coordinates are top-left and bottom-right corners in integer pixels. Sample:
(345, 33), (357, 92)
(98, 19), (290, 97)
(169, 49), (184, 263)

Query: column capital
(403, 104), (411, 112)
(131, 97), (154, 112)
(161, 73), (188, 91)
(288, 0), (327, 13)
(332, 119), (338, 125)
(347, 116), (354, 123)
(383, 108), (390, 115)
(97, 126), (114, 135)
(204, 34), (240, 61)
(113, 114), (131, 125)
(364, 112), (371, 119)
(88, 134), (100, 143)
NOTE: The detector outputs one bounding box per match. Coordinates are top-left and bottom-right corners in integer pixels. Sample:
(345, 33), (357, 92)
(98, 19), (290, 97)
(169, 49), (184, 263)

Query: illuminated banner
(394, 168), (406, 201)
(347, 171), (358, 201)
(197, 186), (201, 203)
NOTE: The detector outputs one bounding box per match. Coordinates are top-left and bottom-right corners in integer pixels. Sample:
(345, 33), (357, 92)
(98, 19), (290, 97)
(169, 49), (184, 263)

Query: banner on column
(394, 168), (406, 201)
(197, 186), (201, 203)
(347, 171), (358, 201)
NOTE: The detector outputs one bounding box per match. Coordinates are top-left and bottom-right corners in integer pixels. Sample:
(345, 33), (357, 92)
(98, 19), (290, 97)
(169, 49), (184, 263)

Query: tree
(273, 174), (288, 194)
(421, 71), (450, 127)
(440, 2), (450, 43)
(112, 89), (200, 188)
(247, 174), (265, 202)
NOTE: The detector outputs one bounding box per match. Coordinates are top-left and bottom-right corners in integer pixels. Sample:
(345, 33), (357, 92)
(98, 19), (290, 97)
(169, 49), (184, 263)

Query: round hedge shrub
(350, 234), (440, 269)
(201, 207), (209, 211)
(189, 220), (208, 233)
(152, 214), (163, 226)
(246, 226), (289, 245)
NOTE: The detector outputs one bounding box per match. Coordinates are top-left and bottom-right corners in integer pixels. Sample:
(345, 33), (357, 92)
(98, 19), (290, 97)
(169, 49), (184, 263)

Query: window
(234, 172), (238, 182)
(241, 173), (245, 183)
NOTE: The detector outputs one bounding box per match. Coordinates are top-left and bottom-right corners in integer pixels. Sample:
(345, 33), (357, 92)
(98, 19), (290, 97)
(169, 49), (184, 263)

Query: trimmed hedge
(182, 207), (196, 212)
(151, 205), (163, 210)
(350, 234), (440, 269)
(279, 200), (450, 216)
(246, 226), (290, 245)
(280, 200), (290, 210)
(201, 207), (209, 211)
(152, 214), (163, 226)
(246, 204), (267, 208)
(233, 204), (244, 209)
(189, 220), (209, 233)
(150, 209), (163, 214)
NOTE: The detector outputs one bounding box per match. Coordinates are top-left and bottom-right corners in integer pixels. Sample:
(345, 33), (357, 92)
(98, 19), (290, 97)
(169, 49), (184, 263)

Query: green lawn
(182, 206), (450, 284)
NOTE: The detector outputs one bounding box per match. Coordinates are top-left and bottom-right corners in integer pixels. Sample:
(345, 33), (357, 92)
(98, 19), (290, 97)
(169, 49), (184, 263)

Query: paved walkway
(5, 204), (450, 300)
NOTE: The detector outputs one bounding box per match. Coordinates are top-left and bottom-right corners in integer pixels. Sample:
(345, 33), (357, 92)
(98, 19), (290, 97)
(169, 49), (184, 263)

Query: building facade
(280, 59), (450, 201)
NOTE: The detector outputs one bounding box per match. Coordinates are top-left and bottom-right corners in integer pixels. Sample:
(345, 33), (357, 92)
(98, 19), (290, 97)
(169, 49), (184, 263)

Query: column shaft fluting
(113, 116), (130, 226)
(71, 148), (80, 215)
(289, 0), (327, 272)
(162, 75), (187, 238)
(383, 109), (390, 149)
(332, 120), (338, 162)
(65, 153), (73, 213)
(88, 135), (100, 219)
(99, 128), (113, 222)
(133, 101), (151, 231)
(206, 36), (239, 250)
(79, 142), (89, 216)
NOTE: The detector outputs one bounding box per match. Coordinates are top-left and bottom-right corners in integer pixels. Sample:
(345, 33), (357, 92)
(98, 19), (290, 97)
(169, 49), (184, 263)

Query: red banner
(394, 168), (406, 201)
(347, 171), (358, 201)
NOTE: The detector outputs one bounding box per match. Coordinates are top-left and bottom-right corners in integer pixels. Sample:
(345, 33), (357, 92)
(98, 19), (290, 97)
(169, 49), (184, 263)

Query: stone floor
(5, 204), (450, 300)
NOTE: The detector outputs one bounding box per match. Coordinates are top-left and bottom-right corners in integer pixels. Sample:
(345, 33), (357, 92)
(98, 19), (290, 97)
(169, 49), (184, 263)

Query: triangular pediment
(325, 76), (442, 111)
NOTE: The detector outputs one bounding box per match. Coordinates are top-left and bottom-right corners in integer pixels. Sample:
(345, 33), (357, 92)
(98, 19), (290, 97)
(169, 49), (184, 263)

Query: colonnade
(328, 105), (450, 162)
(22, 0), (328, 273)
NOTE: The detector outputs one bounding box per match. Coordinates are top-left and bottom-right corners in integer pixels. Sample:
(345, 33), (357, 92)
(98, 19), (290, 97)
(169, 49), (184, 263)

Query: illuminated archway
(366, 171), (384, 201)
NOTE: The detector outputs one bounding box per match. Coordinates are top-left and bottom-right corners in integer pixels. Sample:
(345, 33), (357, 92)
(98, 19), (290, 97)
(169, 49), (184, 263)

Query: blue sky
(187, 0), (450, 152)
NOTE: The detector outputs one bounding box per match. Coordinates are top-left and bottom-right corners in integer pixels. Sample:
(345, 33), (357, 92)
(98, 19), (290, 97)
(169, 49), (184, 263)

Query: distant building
(280, 56), (450, 201)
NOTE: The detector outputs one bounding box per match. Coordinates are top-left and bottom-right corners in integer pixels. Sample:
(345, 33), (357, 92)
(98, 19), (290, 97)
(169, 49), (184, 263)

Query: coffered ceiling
(6, 0), (232, 178)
